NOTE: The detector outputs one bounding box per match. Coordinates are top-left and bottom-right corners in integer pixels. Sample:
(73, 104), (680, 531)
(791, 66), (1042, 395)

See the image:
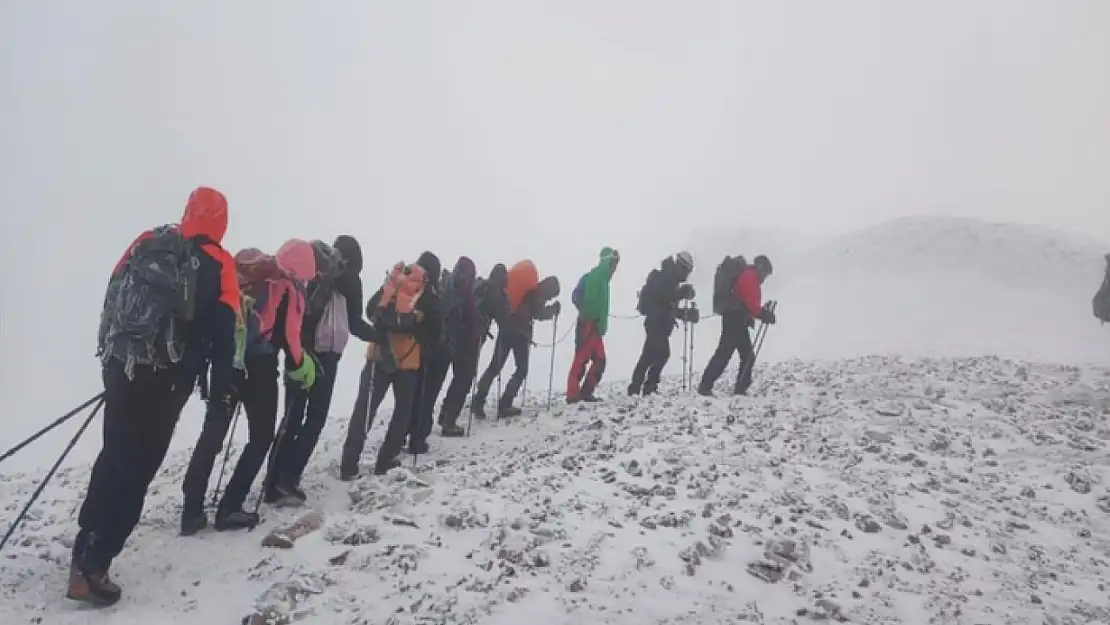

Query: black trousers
(629, 319), (674, 395)
(340, 361), (419, 473)
(408, 344), (451, 446)
(74, 362), (191, 572)
(474, 333), (530, 410)
(267, 351), (342, 491)
(698, 313), (755, 394)
(438, 342), (480, 427)
(184, 353), (279, 513)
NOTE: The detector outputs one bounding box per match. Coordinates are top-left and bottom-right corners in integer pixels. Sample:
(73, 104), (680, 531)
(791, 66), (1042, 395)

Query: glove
(677, 283), (696, 300)
(550, 300), (562, 316)
(287, 352), (318, 390)
(685, 306), (700, 324)
(759, 304), (776, 325)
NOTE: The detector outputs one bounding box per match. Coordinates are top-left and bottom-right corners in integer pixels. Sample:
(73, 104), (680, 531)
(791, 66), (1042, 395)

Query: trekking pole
(210, 401), (243, 508)
(0, 396), (104, 554)
(689, 308), (697, 390)
(547, 313), (558, 411)
(252, 378), (310, 527)
(496, 371), (502, 421)
(363, 358), (377, 439)
(739, 301), (777, 391)
(413, 364), (429, 467)
(0, 392), (105, 465)
(681, 302), (689, 392)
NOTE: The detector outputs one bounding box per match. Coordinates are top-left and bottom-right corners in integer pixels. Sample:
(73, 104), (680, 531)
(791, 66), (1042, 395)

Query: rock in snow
(1, 356), (1110, 625)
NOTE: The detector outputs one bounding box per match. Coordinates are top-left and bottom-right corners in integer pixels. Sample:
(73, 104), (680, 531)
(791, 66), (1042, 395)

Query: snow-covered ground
(2, 356), (1110, 624)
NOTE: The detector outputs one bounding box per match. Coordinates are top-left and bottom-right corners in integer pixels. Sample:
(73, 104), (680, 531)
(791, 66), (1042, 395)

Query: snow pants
(74, 362), (191, 572)
(698, 313), (755, 395)
(474, 332), (530, 411)
(340, 361), (419, 474)
(408, 343), (451, 447)
(629, 317), (673, 395)
(266, 351), (342, 493)
(185, 353), (279, 514)
(437, 341), (480, 427)
(567, 318), (606, 400)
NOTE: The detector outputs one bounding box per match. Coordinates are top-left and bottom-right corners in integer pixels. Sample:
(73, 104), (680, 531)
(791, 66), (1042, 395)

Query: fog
(2, 1), (1108, 471)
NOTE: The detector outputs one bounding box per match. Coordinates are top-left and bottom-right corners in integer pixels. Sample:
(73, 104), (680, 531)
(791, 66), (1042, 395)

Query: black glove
(679, 306), (700, 324)
(677, 283), (696, 300)
(759, 304), (776, 325)
(550, 300), (562, 316)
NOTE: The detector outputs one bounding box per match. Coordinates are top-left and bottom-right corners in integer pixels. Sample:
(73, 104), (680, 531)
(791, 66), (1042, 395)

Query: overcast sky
(1, 1), (1108, 445)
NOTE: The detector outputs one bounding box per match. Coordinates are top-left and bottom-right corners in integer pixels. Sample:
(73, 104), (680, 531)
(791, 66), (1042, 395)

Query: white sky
(1, 1), (1108, 453)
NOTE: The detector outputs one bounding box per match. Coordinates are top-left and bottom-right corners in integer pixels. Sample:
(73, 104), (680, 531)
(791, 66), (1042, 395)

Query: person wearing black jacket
(404, 252), (445, 454)
(628, 252), (698, 396)
(265, 236), (375, 504)
(340, 251), (443, 477)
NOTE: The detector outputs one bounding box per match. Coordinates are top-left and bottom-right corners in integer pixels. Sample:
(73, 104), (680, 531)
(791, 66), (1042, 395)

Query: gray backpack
(97, 225), (200, 378)
(1094, 255), (1110, 324)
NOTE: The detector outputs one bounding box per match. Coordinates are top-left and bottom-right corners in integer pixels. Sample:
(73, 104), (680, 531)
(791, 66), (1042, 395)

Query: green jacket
(578, 247), (618, 336)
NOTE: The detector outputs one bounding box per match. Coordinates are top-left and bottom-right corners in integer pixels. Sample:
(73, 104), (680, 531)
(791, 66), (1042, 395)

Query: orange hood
(180, 186), (228, 243)
(506, 259), (539, 313)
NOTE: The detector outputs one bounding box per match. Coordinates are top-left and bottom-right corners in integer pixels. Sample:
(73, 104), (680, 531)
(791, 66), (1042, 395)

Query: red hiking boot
(66, 561), (122, 607)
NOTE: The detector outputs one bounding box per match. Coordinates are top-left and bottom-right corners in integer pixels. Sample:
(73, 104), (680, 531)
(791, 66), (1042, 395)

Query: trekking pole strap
(0, 392), (106, 465)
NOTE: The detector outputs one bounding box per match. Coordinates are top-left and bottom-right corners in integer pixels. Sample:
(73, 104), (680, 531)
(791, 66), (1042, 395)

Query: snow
(2, 215), (1110, 624)
(3, 356), (1110, 624)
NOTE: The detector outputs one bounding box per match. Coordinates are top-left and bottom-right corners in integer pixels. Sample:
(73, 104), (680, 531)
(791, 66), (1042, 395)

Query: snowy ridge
(2, 356), (1110, 624)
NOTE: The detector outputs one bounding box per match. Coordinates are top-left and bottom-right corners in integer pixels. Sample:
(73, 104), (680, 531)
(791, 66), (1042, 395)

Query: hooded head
(536, 275), (560, 302)
(451, 256), (477, 293)
(416, 251), (442, 287)
(599, 247), (620, 276)
(753, 254), (773, 284)
(332, 235), (363, 275)
(180, 186), (228, 244)
(275, 238), (317, 283)
(506, 260), (540, 313)
(488, 263), (508, 291)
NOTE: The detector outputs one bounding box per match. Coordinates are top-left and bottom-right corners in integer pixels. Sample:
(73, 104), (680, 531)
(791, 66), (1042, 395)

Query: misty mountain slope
(2, 357), (1109, 625)
(687, 216), (1110, 364)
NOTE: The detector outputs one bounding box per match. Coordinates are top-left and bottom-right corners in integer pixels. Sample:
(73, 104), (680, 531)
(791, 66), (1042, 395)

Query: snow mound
(2, 357), (1110, 624)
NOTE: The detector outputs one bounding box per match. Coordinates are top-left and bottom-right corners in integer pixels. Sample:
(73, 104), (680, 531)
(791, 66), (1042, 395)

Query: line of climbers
(66, 186), (773, 607)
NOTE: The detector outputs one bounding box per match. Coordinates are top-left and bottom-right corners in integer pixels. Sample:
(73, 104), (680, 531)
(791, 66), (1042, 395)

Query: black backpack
(712, 255), (747, 315)
(1093, 256), (1110, 323)
(305, 241), (345, 320)
(97, 225), (199, 378)
(635, 269), (660, 316)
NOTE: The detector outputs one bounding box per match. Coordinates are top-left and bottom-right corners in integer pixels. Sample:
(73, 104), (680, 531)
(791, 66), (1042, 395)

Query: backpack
(712, 255), (747, 315)
(635, 269), (660, 316)
(1094, 257), (1110, 323)
(305, 241), (345, 320)
(97, 225), (199, 378)
(572, 274), (587, 310)
(373, 262), (427, 332)
(235, 248), (291, 357)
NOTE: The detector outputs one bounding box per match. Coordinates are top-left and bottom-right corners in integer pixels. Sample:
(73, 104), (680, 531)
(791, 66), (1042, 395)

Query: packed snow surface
(3, 356), (1110, 624)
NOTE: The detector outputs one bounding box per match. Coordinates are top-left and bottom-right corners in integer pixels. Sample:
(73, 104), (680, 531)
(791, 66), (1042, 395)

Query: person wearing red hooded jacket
(68, 187), (241, 607)
(697, 255), (775, 397)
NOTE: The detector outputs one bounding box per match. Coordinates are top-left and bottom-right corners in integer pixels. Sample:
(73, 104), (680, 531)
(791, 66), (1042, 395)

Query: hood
(536, 275), (560, 302)
(488, 263), (508, 290)
(417, 251), (442, 286)
(506, 259), (539, 313)
(332, 235), (363, 275)
(275, 238), (317, 283)
(451, 256), (477, 293)
(598, 246), (620, 273)
(180, 186), (228, 243)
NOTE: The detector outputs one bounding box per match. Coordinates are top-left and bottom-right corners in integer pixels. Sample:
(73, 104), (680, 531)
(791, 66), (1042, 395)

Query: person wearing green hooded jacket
(567, 247), (620, 402)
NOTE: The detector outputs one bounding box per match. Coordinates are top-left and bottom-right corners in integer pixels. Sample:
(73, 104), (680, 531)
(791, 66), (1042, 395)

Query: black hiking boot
(374, 457), (402, 476)
(581, 395), (602, 403)
(441, 423), (465, 437)
(214, 508), (260, 531)
(180, 507), (208, 537)
(497, 406), (522, 418)
(66, 561), (122, 607)
(697, 387), (715, 398)
(275, 482), (308, 503)
(627, 384), (641, 396)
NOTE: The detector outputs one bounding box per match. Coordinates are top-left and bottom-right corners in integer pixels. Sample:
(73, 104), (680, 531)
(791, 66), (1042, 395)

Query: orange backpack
(374, 261), (427, 331)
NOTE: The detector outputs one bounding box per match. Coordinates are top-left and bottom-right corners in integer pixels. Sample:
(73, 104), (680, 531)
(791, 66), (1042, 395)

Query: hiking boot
(497, 406), (522, 418)
(66, 562), (122, 607)
(627, 384), (641, 396)
(581, 395), (602, 403)
(262, 487), (282, 504)
(441, 423), (466, 437)
(374, 457), (402, 476)
(406, 440), (430, 454)
(214, 508), (260, 531)
(275, 482), (308, 503)
(180, 509), (208, 537)
(697, 387), (715, 397)
(566, 395), (580, 405)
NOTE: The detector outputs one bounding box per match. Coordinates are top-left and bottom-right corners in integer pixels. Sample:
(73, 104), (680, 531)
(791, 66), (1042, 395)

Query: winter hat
(753, 254), (773, 275)
(675, 251), (694, 272)
(275, 238), (317, 283)
(332, 235), (363, 275)
(416, 251), (441, 284)
(488, 263), (508, 290)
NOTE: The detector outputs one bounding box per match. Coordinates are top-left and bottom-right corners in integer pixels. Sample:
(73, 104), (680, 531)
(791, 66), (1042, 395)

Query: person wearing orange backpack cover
(179, 239), (318, 535)
(71, 187), (241, 607)
(340, 252), (442, 477)
(471, 260), (561, 419)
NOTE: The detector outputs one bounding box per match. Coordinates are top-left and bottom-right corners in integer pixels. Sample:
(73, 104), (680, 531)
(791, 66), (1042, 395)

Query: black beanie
(417, 251), (441, 282)
(332, 235), (363, 275)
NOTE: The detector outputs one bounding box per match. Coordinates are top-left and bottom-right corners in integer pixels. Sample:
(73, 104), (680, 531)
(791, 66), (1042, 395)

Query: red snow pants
(567, 318), (606, 400)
